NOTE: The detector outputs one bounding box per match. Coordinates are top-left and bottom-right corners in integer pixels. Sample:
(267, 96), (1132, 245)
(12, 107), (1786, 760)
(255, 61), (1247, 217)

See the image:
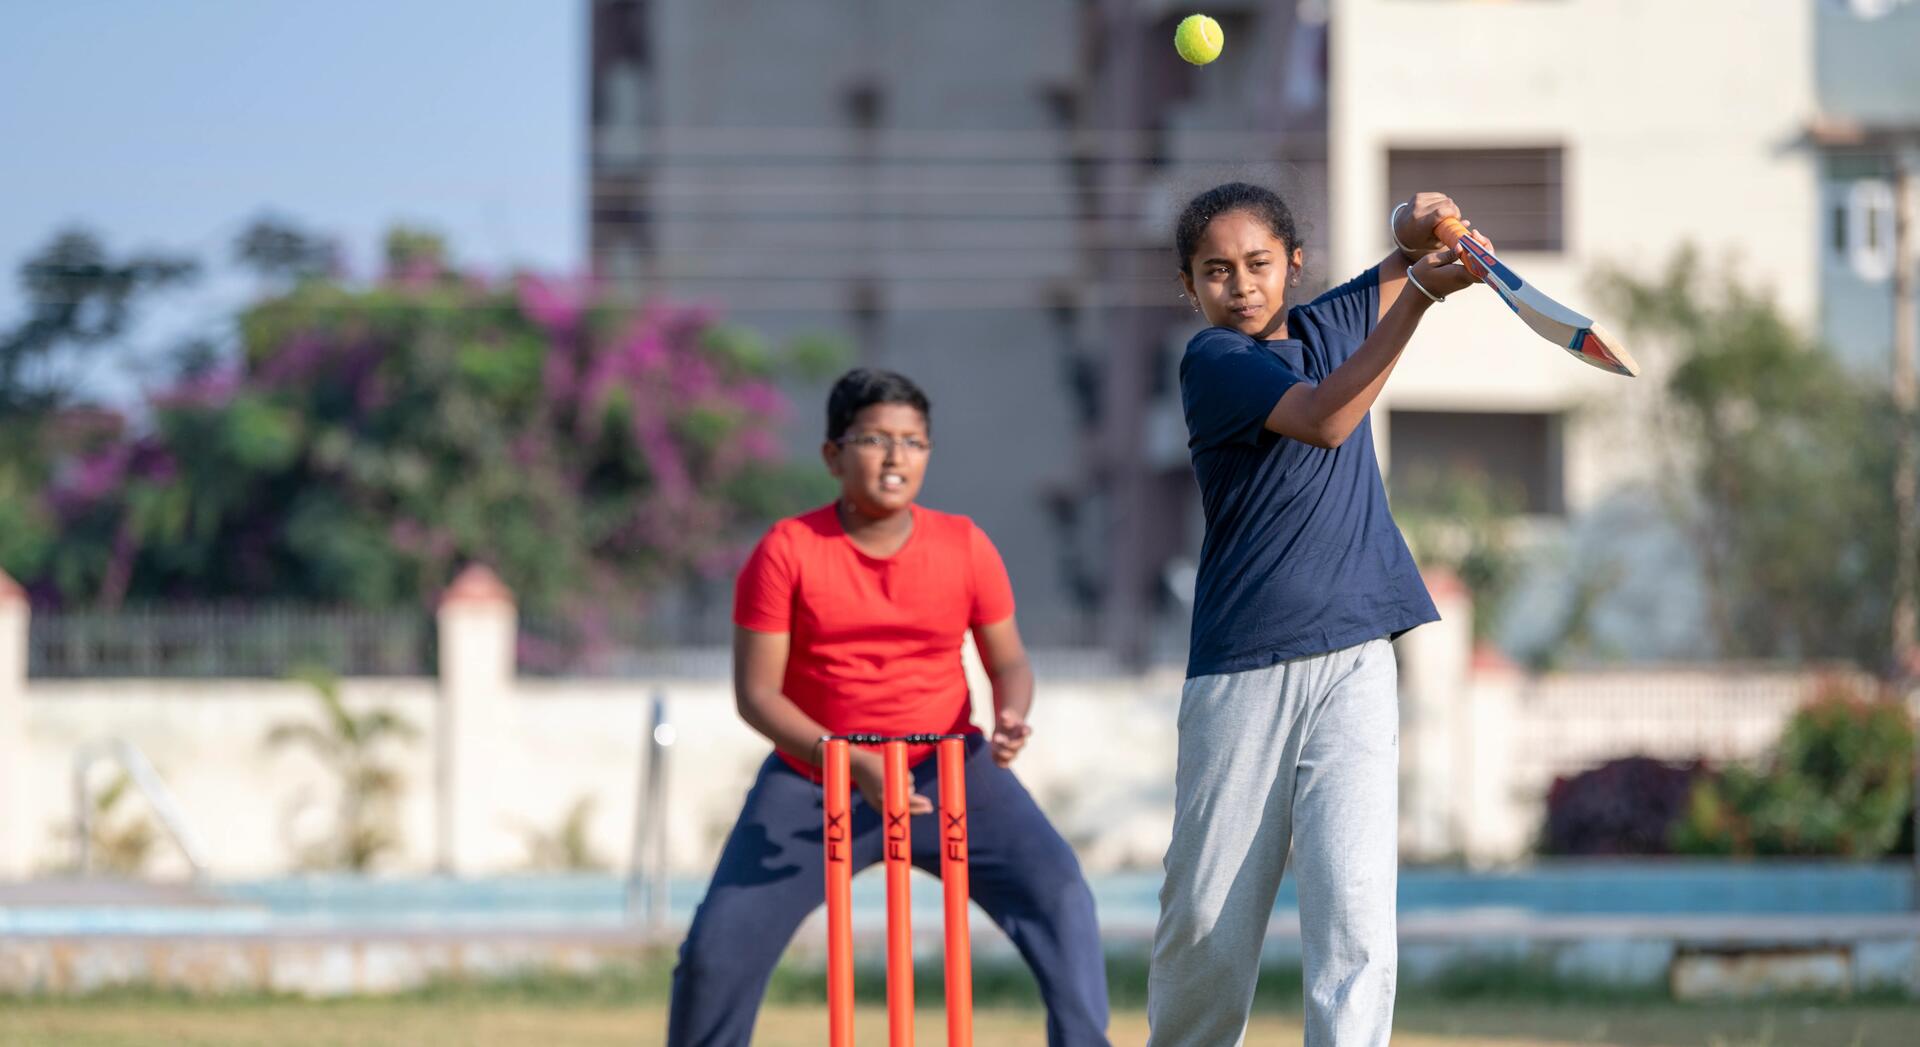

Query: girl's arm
(1376, 191), (1470, 322)
(1264, 244), (1480, 449)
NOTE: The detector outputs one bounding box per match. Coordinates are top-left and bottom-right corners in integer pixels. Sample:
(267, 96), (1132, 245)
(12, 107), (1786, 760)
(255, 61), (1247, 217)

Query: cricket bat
(1432, 216), (1639, 378)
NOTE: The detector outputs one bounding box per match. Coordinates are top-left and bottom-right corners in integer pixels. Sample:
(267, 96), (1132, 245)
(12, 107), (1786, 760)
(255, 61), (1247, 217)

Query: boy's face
(1180, 209), (1303, 341)
(822, 402), (930, 517)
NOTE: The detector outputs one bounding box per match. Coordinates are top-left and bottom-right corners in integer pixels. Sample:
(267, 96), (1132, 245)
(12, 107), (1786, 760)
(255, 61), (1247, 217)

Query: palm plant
(265, 667), (418, 871)
(519, 795), (609, 872)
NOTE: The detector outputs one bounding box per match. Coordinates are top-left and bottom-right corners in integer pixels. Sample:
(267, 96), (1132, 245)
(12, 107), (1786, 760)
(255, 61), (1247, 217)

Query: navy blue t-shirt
(1180, 265), (1438, 678)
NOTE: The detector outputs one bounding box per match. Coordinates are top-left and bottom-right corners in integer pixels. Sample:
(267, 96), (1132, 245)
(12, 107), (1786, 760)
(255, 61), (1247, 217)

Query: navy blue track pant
(667, 735), (1110, 1045)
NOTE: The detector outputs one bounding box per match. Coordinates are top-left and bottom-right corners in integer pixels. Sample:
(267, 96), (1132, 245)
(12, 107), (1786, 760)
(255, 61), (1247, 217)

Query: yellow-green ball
(1174, 14), (1223, 66)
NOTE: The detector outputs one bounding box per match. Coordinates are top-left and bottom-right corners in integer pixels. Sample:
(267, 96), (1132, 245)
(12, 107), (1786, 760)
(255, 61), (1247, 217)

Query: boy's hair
(825, 368), (931, 441)
(1175, 182), (1301, 274)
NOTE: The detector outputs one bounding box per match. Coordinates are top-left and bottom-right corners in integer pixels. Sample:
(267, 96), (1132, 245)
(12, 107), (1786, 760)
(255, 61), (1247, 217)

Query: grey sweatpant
(1147, 638), (1399, 1047)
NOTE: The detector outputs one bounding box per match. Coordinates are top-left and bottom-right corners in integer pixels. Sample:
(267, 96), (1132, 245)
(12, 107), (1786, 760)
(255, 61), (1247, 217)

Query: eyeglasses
(836, 433), (933, 456)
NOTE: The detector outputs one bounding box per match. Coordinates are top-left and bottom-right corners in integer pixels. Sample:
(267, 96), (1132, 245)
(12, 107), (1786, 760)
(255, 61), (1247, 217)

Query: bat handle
(1427, 215), (1492, 283)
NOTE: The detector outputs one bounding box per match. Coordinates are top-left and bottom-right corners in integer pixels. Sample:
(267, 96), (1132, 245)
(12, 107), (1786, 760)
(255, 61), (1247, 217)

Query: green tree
(25, 226), (840, 616)
(0, 229), (196, 587)
(234, 215), (339, 285)
(1597, 250), (1901, 668)
(0, 228), (198, 416)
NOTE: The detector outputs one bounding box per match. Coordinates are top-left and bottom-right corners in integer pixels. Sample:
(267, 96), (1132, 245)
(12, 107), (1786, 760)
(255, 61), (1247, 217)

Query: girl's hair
(825, 368), (931, 441)
(1174, 182), (1300, 274)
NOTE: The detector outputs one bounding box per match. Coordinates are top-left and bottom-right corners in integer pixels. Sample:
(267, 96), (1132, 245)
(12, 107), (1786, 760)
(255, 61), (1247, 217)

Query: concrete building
(1318, 0), (1917, 662)
(1814, 0), (1920, 372)
(588, 1), (1916, 665)
(1334, 0), (1824, 508)
(586, 0), (1330, 663)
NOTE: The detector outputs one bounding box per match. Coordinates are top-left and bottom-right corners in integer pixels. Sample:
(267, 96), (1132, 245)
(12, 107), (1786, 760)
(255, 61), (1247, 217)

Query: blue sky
(0, 1), (583, 402)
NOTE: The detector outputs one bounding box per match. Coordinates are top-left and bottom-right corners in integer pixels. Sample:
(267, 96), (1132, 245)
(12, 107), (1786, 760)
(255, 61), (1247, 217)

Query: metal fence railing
(1511, 666), (1879, 788)
(514, 603), (1191, 679)
(22, 601), (1191, 681)
(27, 605), (434, 679)
(517, 606), (729, 678)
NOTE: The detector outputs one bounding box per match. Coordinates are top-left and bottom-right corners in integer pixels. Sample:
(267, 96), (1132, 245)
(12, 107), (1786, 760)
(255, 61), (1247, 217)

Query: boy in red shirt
(667, 369), (1110, 1046)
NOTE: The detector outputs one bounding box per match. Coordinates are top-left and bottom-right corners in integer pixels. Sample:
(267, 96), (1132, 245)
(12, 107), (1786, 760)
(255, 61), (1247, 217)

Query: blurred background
(3, 1), (1920, 1044)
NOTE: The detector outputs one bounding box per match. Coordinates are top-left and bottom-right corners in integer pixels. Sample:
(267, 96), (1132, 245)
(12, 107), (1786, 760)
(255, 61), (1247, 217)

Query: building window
(841, 80), (884, 131)
(1387, 147), (1565, 252)
(1388, 410), (1564, 517)
(1831, 0), (1914, 20)
(1846, 179), (1897, 282)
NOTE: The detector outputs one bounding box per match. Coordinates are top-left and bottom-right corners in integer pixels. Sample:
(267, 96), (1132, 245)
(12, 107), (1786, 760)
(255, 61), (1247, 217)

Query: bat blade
(1443, 222), (1640, 378)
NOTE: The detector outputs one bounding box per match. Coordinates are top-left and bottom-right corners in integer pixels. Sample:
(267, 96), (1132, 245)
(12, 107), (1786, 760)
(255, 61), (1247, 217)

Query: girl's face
(1180, 209), (1304, 340)
(822, 402), (930, 518)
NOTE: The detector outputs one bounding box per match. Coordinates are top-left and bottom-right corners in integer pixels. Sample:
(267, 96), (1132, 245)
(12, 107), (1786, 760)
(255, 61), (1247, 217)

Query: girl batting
(1148, 185), (1490, 1046)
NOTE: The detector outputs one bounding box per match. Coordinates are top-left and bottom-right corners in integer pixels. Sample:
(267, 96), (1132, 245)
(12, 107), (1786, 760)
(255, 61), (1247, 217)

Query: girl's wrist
(1397, 201), (1428, 261)
(1389, 201), (1424, 259)
(1404, 265), (1447, 305)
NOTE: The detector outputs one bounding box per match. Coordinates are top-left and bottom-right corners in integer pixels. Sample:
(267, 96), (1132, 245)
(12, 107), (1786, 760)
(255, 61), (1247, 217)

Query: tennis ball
(1174, 14), (1223, 66)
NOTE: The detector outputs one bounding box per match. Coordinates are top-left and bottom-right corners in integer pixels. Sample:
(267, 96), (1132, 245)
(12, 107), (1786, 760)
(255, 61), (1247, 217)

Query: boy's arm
(733, 626), (932, 812)
(733, 626), (832, 766)
(972, 616), (1034, 768)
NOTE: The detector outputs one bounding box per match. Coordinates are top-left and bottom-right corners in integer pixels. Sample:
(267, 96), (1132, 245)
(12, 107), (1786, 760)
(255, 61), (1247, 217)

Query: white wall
(0, 577), (1845, 880)
(22, 679), (440, 878)
(12, 672), (1187, 880)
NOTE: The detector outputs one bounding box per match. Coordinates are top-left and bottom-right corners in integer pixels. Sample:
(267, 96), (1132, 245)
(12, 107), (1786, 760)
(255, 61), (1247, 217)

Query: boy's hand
(991, 708), (1033, 767)
(850, 747), (933, 815)
(1395, 192), (1467, 253)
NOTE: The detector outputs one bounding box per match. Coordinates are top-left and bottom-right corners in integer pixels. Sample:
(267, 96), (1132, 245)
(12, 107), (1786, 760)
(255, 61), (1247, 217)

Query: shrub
(1540, 756), (1705, 856)
(1673, 679), (1915, 858)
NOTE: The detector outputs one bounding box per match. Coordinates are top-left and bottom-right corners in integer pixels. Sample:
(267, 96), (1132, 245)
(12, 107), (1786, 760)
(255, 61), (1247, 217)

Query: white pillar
(1462, 653), (1527, 866)
(0, 571), (29, 879)
(436, 565), (518, 875)
(1395, 567), (1473, 861)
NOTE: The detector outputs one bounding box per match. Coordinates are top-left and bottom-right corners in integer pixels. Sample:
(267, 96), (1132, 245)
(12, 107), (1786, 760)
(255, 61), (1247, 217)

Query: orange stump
(938, 737), (973, 1046)
(882, 739), (914, 1046)
(822, 739), (854, 1047)
(821, 734), (972, 1047)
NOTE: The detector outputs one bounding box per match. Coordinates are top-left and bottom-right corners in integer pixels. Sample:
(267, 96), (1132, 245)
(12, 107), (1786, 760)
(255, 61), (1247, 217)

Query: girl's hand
(1410, 228), (1495, 299)
(1395, 192), (1466, 253)
(850, 748), (933, 815)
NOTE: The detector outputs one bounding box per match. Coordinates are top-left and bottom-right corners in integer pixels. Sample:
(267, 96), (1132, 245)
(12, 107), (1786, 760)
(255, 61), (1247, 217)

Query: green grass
(3, 958), (1916, 1046)
(5, 995), (1919, 1046)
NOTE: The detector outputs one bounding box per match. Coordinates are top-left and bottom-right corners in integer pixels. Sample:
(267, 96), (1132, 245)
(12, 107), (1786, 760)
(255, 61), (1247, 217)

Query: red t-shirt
(734, 503), (1016, 776)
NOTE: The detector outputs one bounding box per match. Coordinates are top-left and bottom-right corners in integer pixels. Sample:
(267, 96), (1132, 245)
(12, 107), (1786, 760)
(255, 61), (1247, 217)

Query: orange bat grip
(883, 740), (914, 1047)
(938, 737), (973, 1046)
(1428, 214), (1494, 282)
(822, 739), (855, 1047)
(1432, 215), (1471, 249)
